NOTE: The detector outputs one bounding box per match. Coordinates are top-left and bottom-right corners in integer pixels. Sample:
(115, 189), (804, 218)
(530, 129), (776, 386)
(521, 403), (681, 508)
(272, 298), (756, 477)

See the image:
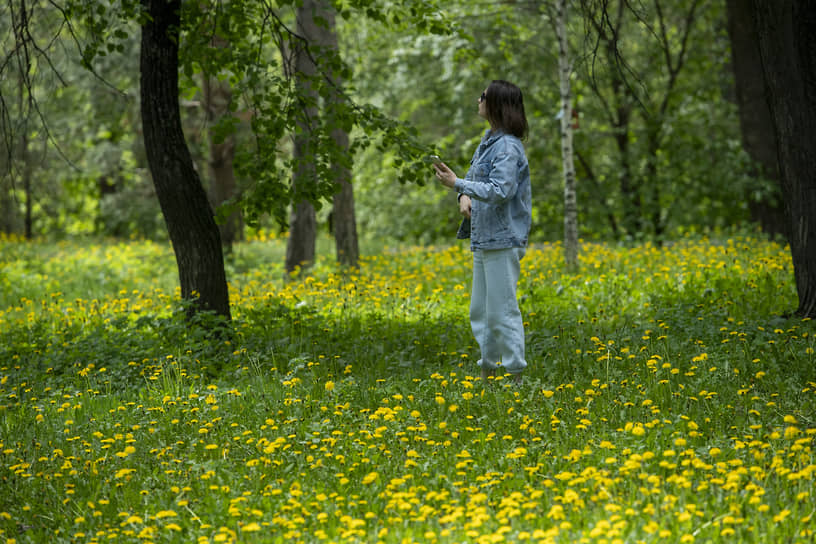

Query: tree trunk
(645, 121), (664, 240)
(285, 0), (320, 276)
(140, 0), (231, 321)
(22, 131), (32, 240)
(322, 3), (358, 268)
(332, 140), (358, 267)
(17, 59), (33, 240)
(202, 35), (243, 254)
(752, 0), (816, 317)
(557, 0), (579, 268)
(600, 4), (640, 237)
(0, 184), (18, 234)
(725, 0), (788, 240)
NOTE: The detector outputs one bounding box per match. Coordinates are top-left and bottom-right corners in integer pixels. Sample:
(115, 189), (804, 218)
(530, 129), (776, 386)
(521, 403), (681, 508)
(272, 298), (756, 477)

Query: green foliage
(2, 0), (453, 238)
(0, 0), (785, 245)
(168, 0), (454, 229)
(346, 1), (769, 244)
(1, 235), (815, 542)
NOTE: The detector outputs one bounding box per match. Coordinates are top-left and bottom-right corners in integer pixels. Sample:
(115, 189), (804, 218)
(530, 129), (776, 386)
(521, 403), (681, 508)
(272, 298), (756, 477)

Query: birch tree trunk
(557, 0), (579, 268)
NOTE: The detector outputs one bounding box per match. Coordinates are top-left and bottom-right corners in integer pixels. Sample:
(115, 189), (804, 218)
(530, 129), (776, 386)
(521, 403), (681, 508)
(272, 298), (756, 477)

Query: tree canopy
(2, 0), (768, 243)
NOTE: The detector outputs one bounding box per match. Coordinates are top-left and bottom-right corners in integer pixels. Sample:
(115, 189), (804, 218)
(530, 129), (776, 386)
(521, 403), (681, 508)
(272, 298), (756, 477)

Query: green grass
(1, 233), (814, 543)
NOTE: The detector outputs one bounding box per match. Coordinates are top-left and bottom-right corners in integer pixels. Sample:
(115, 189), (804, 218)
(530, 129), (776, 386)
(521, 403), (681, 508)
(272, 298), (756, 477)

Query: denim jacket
(455, 129), (531, 250)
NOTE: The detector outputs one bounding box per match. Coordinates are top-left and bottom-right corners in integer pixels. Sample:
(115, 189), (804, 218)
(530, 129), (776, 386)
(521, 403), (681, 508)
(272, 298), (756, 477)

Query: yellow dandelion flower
(784, 426), (800, 439)
(115, 468), (136, 479)
(773, 509), (791, 523)
(362, 471), (379, 485)
(115, 445), (136, 458)
(155, 510), (177, 519)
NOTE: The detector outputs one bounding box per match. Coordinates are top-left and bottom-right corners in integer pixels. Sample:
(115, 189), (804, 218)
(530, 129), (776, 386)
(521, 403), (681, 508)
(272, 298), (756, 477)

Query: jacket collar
(479, 128), (505, 150)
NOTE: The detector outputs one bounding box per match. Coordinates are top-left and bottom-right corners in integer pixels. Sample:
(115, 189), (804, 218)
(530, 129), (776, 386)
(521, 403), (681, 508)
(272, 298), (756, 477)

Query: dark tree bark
(725, 0), (788, 239)
(140, 0), (231, 320)
(285, 0), (320, 276)
(751, 0), (816, 317)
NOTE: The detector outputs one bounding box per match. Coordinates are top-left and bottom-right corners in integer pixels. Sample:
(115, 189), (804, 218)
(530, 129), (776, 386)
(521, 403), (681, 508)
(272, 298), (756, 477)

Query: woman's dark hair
(484, 80), (528, 140)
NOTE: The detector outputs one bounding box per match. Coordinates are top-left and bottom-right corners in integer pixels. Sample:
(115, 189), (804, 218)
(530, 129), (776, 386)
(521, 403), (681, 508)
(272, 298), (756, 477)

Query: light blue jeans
(471, 247), (527, 374)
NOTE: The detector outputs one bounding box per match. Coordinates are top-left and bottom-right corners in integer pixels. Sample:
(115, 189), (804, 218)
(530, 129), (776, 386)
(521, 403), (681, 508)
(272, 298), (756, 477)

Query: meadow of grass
(0, 232), (814, 543)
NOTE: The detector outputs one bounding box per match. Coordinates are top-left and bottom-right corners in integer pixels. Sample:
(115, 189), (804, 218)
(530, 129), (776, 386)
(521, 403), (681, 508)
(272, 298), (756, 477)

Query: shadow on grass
(2, 279), (813, 404)
(0, 299), (476, 398)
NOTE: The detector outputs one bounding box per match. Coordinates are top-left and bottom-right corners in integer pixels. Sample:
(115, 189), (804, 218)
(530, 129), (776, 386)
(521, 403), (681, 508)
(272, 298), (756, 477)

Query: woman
(433, 79), (532, 383)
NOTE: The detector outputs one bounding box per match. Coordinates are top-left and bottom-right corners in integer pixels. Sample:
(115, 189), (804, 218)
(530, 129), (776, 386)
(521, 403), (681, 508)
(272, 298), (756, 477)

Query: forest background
(1, 0), (786, 253)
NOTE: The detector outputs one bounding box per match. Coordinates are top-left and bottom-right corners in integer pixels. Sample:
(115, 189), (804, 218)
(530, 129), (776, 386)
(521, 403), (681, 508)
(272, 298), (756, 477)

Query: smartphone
(430, 155), (443, 165)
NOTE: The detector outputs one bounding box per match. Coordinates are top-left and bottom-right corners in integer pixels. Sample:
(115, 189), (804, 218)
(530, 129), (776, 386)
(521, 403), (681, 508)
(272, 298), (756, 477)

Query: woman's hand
(433, 162), (457, 189)
(459, 195), (472, 218)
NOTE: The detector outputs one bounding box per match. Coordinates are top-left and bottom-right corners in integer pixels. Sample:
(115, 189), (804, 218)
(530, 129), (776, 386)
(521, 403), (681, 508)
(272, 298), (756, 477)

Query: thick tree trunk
(725, 0), (788, 240)
(140, 0), (231, 320)
(202, 35), (243, 254)
(752, 0), (816, 317)
(285, 0), (320, 275)
(557, 0), (579, 268)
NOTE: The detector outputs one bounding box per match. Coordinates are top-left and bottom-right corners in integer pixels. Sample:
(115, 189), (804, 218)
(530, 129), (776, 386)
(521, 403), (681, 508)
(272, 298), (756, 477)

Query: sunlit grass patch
(1, 234), (814, 543)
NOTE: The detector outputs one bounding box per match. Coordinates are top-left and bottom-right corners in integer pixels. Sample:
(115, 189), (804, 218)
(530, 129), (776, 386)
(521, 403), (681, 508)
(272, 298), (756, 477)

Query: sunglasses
(479, 91), (486, 103)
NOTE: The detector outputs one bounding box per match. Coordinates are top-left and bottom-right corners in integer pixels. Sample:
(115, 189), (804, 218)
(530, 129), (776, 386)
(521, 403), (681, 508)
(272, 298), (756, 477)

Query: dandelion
(784, 426), (800, 439)
(362, 471), (379, 485)
(155, 510), (177, 519)
(115, 445), (136, 458)
(115, 468), (136, 479)
(773, 510), (791, 523)
(325, 381), (335, 392)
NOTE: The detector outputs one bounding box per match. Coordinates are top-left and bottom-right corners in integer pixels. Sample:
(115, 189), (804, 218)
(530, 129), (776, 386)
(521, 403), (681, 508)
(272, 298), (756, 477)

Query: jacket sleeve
(454, 146), (520, 204)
